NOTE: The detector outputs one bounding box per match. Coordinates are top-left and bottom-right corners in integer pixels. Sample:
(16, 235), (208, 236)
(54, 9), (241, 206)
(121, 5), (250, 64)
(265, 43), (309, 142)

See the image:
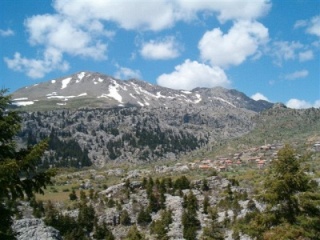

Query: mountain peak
(11, 72), (273, 112)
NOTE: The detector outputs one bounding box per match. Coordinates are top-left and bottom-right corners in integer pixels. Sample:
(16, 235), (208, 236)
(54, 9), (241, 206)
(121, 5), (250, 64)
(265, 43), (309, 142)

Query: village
(153, 143), (285, 175)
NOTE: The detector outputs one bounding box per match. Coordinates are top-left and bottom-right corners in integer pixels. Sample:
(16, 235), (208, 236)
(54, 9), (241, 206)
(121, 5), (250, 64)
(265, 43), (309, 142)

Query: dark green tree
(78, 203), (96, 234)
(201, 207), (225, 240)
(182, 191), (200, 240)
(203, 194), (210, 214)
(120, 209), (131, 225)
(69, 189), (77, 201)
(93, 221), (115, 240)
(202, 178), (209, 191)
(0, 89), (55, 239)
(150, 209), (172, 240)
(125, 225), (145, 240)
(240, 145), (320, 239)
(137, 207), (152, 226)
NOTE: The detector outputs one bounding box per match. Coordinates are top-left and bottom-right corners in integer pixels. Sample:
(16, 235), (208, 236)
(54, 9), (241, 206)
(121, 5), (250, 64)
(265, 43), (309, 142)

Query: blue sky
(1, 0), (319, 108)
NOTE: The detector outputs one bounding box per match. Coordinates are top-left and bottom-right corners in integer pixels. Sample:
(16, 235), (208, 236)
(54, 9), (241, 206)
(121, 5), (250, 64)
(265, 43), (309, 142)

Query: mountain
(11, 71), (277, 167)
(11, 71), (272, 112)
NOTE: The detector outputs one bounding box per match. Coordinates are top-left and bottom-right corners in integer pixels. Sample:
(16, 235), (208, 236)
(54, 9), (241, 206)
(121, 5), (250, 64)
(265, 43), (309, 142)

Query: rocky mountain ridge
(11, 71), (276, 167)
(11, 71), (272, 112)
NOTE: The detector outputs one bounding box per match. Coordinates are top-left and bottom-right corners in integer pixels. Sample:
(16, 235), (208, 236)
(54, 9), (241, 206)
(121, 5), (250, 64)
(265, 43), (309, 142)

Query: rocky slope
(11, 71), (272, 111)
(12, 71), (275, 167)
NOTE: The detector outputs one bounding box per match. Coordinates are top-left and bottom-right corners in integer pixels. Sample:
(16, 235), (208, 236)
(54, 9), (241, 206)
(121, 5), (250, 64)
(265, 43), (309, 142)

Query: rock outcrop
(13, 218), (61, 240)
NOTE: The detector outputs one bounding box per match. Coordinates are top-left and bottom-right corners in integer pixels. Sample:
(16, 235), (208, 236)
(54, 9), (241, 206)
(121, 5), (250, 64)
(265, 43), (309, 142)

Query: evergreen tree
(0, 89), (54, 239)
(120, 209), (131, 226)
(150, 209), (172, 240)
(69, 189), (77, 201)
(125, 225), (145, 240)
(93, 221), (115, 240)
(203, 194), (210, 214)
(201, 207), (225, 240)
(137, 207), (152, 226)
(202, 178), (209, 191)
(78, 203), (96, 234)
(240, 145), (320, 239)
(182, 191), (200, 240)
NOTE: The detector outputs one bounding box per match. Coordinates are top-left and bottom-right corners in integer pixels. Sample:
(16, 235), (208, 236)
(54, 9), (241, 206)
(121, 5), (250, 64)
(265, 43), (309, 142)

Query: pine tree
(241, 145), (320, 239)
(182, 191), (200, 240)
(120, 209), (131, 225)
(137, 207), (152, 226)
(150, 209), (172, 240)
(0, 89), (55, 239)
(201, 207), (225, 240)
(125, 225), (145, 240)
(93, 221), (115, 240)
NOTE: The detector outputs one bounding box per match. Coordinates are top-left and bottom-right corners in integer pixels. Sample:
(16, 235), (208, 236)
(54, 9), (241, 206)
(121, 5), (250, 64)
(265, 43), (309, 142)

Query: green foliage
(78, 203), (96, 233)
(44, 200), (98, 239)
(47, 131), (91, 168)
(174, 175), (190, 190)
(203, 194), (210, 214)
(120, 209), (131, 225)
(137, 207), (152, 226)
(93, 221), (115, 240)
(182, 191), (200, 240)
(150, 209), (172, 240)
(201, 207), (225, 240)
(202, 178), (209, 191)
(69, 189), (77, 201)
(0, 89), (55, 238)
(125, 225), (145, 240)
(239, 145), (320, 239)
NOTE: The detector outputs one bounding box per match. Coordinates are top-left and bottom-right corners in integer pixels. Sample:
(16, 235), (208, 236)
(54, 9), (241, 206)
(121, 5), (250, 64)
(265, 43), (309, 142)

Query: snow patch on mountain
(78, 72), (85, 81)
(13, 97), (28, 101)
(78, 93), (87, 97)
(51, 80), (56, 84)
(46, 92), (58, 97)
(47, 95), (76, 99)
(61, 77), (72, 89)
(213, 97), (236, 108)
(12, 101), (34, 106)
(194, 94), (202, 104)
(129, 93), (137, 99)
(106, 84), (123, 103)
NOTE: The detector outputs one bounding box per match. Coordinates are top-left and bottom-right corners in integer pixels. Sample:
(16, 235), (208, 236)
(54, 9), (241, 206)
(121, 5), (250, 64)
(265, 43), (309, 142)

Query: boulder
(13, 218), (62, 240)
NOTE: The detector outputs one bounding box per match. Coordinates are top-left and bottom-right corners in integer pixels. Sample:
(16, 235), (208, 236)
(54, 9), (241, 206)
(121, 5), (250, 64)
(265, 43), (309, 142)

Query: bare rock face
(13, 218), (62, 240)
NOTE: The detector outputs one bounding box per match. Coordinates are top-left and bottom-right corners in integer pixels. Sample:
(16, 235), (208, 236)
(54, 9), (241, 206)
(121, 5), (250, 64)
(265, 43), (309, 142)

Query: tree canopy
(0, 89), (55, 238)
(239, 144), (320, 239)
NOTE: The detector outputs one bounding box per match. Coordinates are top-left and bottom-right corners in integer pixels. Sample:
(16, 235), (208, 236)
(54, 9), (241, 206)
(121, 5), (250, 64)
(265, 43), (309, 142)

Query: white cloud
(306, 15), (320, 37)
(251, 92), (269, 101)
(156, 59), (230, 90)
(284, 70), (309, 80)
(294, 15), (320, 37)
(140, 37), (181, 60)
(271, 41), (303, 66)
(299, 50), (314, 62)
(114, 66), (142, 80)
(286, 99), (320, 109)
(4, 49), (69, 78)
(0, 28), (14, 37)
(294, 19), (307, 29)
(53, 0), (271, 31)
(5, 0), (271, 78)
(25, 14), (107, 59)
(198, 20), (269, 68)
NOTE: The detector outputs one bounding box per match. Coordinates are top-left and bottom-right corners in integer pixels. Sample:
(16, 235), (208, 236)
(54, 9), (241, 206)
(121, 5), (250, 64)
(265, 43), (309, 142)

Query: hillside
(11, 71), (272, 112)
